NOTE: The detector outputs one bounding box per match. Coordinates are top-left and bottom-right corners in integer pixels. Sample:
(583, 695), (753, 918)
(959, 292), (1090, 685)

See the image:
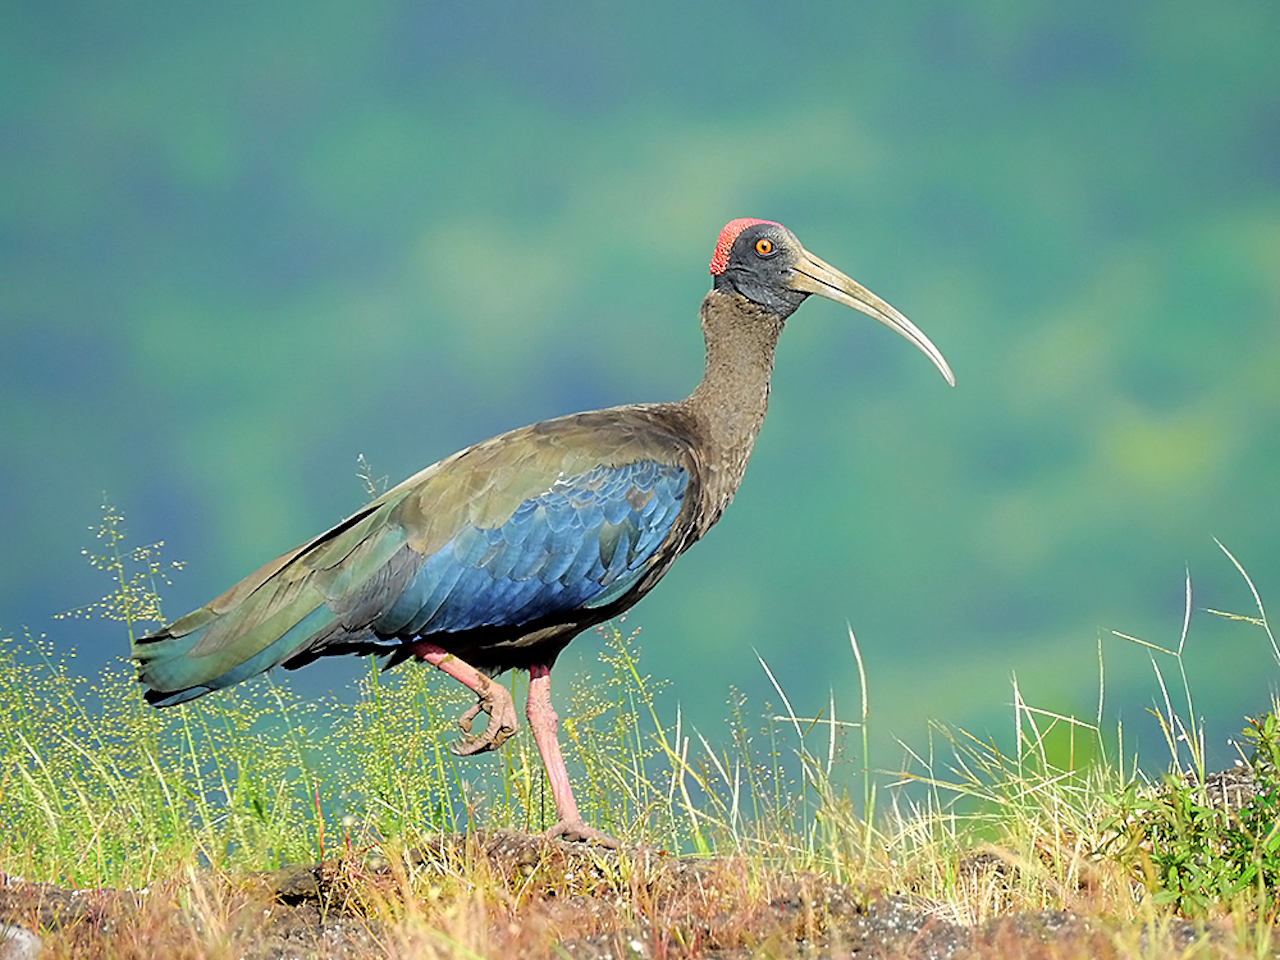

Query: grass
(1, 505), (1278, 957)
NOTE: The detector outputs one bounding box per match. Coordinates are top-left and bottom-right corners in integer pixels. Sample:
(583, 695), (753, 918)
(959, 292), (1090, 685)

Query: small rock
(0, 924), (41, 960)
(259, 864), (322, 902)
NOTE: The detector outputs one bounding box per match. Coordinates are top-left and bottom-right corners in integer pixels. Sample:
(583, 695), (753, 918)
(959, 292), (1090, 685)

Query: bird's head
(710, 218), (955, 386)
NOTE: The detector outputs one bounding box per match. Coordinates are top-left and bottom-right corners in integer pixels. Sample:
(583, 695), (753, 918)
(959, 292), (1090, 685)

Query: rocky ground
(0, 831), (1233, 959)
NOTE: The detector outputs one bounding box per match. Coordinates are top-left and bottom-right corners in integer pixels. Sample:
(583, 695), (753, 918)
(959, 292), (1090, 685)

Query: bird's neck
(678, 289), (785, 529)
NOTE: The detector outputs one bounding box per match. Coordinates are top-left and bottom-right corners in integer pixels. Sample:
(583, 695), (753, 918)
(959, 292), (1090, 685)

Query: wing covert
(373, 460), (688, 637)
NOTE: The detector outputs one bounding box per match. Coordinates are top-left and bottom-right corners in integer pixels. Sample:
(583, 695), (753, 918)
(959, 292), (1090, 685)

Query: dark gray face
(712, 221), (809, 318)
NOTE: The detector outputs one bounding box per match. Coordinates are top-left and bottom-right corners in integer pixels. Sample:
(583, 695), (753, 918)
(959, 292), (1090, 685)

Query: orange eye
(754, 238), (774, 256)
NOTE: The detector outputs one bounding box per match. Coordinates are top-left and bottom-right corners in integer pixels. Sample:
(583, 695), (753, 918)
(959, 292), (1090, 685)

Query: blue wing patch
(374, 461), (687, 637)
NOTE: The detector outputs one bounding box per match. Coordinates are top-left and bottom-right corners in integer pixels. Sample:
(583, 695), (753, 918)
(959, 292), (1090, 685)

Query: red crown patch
(709, 218), (781, 275)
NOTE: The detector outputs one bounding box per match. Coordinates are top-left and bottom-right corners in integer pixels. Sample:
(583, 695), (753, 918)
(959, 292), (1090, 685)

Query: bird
(135, 218), (954, 847)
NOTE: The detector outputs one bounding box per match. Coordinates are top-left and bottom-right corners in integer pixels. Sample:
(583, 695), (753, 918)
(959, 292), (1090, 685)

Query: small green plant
(54, 498), (184, 643)
(1222, 711), (1280, 911)
(1103, 707), (1280, 919)
(1098, 543), (1280, 920)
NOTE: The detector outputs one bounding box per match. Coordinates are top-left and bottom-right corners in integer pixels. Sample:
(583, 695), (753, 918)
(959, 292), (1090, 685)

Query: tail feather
(137, 596), (338, 705)
(134, 495), (415, 706)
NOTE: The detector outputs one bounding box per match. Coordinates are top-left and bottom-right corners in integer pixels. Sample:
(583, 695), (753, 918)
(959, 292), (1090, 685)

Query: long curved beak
(788, 247), (955, 386)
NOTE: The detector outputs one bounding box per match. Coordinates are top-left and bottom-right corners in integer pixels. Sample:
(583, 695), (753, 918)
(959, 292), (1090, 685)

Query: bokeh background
(3, 2), (1279, 769)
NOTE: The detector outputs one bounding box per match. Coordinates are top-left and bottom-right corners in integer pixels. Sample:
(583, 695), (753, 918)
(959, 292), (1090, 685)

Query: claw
(449, 686), (518, 756)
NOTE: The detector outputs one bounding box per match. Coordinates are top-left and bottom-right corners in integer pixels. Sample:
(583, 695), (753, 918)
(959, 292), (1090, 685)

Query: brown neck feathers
(677, 289), (786, 532)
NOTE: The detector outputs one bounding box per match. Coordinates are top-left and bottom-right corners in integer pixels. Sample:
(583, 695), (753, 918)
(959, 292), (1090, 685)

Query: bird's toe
(457, 700), (483, 735)
(450, 688), (518, 755)
(545, 819), (619, 848)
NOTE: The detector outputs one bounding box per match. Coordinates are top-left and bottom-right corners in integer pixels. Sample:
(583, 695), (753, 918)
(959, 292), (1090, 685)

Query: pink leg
(411, 642), (518, 755)
(526, 664), (618, 847)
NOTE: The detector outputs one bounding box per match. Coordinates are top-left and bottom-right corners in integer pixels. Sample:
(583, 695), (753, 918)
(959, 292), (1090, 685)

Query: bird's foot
(544, 818), (619, 848)
(451, 685), (518, 755)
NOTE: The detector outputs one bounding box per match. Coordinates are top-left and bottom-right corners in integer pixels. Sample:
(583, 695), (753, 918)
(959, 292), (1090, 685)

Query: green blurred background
(3, 1), (1279, 768)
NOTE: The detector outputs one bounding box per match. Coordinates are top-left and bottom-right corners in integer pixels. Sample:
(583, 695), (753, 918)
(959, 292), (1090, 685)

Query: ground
(0, 831), (1239, 959)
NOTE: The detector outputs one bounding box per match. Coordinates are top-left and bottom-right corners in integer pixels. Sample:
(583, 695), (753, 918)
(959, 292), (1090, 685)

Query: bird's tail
(134, 498), (417, 705)
(134, 544), (338, 707)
